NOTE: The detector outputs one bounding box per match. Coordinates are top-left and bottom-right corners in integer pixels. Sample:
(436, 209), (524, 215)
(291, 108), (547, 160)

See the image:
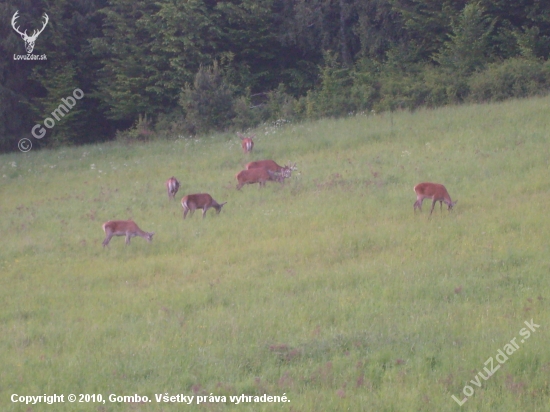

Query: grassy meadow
(1, 96), (550, 411)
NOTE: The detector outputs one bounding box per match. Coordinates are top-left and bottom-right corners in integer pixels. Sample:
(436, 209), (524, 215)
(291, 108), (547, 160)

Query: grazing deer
(181, 193), (227, 219)
(165, 176), (180, 200)
(245, 160), (296, 183)
(102, 220), (154, 247)
(413, 182), (457, 216)
(237, 132), (255, 154)
(236, 168), (281, 190)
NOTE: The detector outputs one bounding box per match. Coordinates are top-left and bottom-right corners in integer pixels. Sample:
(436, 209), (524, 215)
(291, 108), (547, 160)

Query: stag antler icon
(12, 10), (49, 54)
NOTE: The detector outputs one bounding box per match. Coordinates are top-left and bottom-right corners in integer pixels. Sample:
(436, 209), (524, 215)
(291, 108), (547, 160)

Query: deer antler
(29, 13), (49, 40)
(11, 11), (48, 40)
(11, 11), (27, 37)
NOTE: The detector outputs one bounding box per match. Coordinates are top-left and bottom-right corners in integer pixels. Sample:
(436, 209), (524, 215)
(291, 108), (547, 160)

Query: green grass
(1, 96), (550, 411)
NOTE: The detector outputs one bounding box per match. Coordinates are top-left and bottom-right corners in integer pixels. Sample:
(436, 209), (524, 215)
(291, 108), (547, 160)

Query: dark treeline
(2, 0), (550, 152)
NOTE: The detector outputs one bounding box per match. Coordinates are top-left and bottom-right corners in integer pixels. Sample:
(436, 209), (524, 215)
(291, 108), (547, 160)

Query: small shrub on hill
(468, 58), (550, 102)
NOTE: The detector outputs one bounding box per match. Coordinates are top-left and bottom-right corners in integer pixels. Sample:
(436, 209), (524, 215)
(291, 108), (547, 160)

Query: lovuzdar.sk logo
(12, 10), (48, 60)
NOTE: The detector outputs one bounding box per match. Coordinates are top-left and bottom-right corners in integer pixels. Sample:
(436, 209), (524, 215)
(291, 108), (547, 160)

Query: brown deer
(236, 168), (281, 190)
(413, 182), (457, 216)
(102, 220), (154, 247)
(181, 193), (227, 219)
(238, 132), (255, 154)
(245, 160), (296, 183)
(165, 177), (180, 200)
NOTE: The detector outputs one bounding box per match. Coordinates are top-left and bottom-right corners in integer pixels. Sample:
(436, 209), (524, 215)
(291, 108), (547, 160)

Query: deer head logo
(11, 10), (49, 54)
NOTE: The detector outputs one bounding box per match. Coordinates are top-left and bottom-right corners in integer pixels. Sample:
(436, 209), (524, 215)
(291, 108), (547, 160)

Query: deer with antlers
(11, 11), (49, 54)
(245, 160), (297, 184)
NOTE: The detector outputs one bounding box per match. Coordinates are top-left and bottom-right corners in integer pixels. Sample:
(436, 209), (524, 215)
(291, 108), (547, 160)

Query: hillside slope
(1, 97), (549, 411)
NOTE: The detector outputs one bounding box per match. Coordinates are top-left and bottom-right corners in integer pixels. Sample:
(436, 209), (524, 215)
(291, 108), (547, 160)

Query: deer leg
(202, 206), (209, 219)
(102, 233), (113, 247)
(125, 234), (131, 245)
(430, 199), (437, 216)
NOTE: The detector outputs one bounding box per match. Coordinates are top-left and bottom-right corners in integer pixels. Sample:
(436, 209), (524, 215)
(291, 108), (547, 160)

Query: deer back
(245, 159), (282, 172)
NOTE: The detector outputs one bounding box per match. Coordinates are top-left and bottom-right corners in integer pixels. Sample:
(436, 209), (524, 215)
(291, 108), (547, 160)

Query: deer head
(12, 11), (49, 54)
(282, 162), (297, 179)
